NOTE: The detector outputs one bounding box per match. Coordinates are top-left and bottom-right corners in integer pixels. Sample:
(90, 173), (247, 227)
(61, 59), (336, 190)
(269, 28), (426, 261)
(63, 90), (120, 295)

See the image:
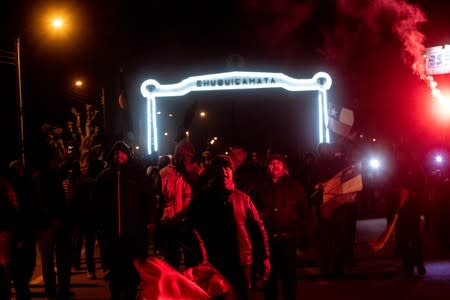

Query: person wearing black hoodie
(92, 141), (153, 300)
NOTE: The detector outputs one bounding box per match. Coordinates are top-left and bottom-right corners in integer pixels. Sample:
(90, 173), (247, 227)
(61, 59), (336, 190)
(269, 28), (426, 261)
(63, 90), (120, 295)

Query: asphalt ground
(16, 217), (444, 299)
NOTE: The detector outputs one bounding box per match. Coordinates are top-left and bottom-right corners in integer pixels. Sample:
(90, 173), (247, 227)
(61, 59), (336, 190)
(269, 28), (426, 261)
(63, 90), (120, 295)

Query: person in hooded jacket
(92, 141), (154, 300)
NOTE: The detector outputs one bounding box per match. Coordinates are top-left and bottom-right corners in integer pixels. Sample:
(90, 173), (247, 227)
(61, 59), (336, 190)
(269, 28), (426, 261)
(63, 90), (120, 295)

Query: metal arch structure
(140, 71), (332, 154)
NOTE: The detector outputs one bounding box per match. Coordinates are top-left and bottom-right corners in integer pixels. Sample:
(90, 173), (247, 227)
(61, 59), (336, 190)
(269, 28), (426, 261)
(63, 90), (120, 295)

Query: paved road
(29, 247), (110, 300)
(18, 218), (450, 299)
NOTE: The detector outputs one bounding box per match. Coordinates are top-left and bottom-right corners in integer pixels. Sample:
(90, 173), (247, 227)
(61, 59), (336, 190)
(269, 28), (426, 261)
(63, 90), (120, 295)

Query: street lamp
(52, 18), (64, 29)
(0, 15), (68, 167)
(74, 79), (84, 87)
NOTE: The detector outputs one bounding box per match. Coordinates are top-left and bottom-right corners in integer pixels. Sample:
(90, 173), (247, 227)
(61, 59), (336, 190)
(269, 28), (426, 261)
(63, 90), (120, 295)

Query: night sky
(2, 0), (450, 163)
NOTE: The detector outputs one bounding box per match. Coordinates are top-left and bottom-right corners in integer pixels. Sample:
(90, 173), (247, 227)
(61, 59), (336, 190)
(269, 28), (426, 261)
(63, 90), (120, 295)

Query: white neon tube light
(141, 71), (332, 154)
(322, 90), (330, 143)
(146, 98), (152, 154)
(318, 92), (324, 144)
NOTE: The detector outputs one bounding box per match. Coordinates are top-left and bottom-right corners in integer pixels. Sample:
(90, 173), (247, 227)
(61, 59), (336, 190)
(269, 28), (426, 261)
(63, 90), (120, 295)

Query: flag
(369, 214), (398, 252)
(117, 90), (133, 141)
(116, 68), (134, 142)
(369, 188), (410, 251)
(118, 91), (127, 110)
(328, 104), (355, 139)
(320, 165), (363, 218)
(134, 257), (210, 300)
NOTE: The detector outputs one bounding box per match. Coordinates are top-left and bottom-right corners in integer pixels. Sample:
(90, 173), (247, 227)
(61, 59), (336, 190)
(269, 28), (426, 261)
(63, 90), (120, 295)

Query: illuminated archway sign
(140, 71), (332, 154)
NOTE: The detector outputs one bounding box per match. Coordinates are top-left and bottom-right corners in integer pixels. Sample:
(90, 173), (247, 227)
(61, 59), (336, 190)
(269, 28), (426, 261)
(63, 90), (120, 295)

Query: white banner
(426, 45), (450, 75)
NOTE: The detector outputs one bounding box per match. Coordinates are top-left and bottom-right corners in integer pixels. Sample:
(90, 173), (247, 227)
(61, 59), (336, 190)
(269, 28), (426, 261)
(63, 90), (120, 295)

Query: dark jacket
(254, 175), (308, 241)
(72, 175), (97, 230)
(234, 162), (264, 198)
(92, 143), (153, 258)
(32, 167), (70, 230)
(183, 185), (270, 268)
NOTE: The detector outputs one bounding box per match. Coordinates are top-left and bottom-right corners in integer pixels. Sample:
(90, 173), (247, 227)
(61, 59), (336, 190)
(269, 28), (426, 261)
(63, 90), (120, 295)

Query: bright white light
(147, 99), (152, 153)
(135, 146), (140, 150)
(52, 18), (64, 28)
(435, 155), (443, 163)
(152, 97), (158, 153)
(369, 158), (381, 170)
(141, 71), (332, 155)
(318, 92), (323, 144)
(322, 89), (330, 143)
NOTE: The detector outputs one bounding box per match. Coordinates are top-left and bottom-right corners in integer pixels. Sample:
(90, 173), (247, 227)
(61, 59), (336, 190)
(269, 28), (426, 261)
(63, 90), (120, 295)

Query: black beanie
(210, 155), (235, 173)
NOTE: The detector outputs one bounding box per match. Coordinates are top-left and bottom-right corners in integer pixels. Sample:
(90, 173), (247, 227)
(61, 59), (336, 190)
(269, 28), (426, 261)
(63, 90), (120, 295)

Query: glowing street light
(52, 17), (64, 28)
(74, 80), (83, 87)
(200, 111), (206, 118)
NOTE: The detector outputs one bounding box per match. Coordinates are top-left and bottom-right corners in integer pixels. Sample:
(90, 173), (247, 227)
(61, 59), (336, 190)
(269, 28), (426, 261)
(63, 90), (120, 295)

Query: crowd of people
(2, 137), (450, 300)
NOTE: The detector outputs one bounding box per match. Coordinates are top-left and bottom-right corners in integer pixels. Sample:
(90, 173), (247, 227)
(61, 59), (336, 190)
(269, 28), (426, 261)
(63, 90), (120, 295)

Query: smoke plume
(336, 0), (447, 104)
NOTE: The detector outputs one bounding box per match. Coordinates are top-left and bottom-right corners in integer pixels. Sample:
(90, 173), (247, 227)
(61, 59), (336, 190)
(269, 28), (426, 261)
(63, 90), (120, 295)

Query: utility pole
(16, 37), (26, 167)
(101, 87), (107, 130)
(0, 37), (26, 167)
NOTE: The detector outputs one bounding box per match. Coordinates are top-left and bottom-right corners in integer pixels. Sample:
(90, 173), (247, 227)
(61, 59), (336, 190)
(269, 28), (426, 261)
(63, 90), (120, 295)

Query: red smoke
(242, 0), (448, 106)
(335, 0), (449, 107)
(336, 0), (427, 76)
